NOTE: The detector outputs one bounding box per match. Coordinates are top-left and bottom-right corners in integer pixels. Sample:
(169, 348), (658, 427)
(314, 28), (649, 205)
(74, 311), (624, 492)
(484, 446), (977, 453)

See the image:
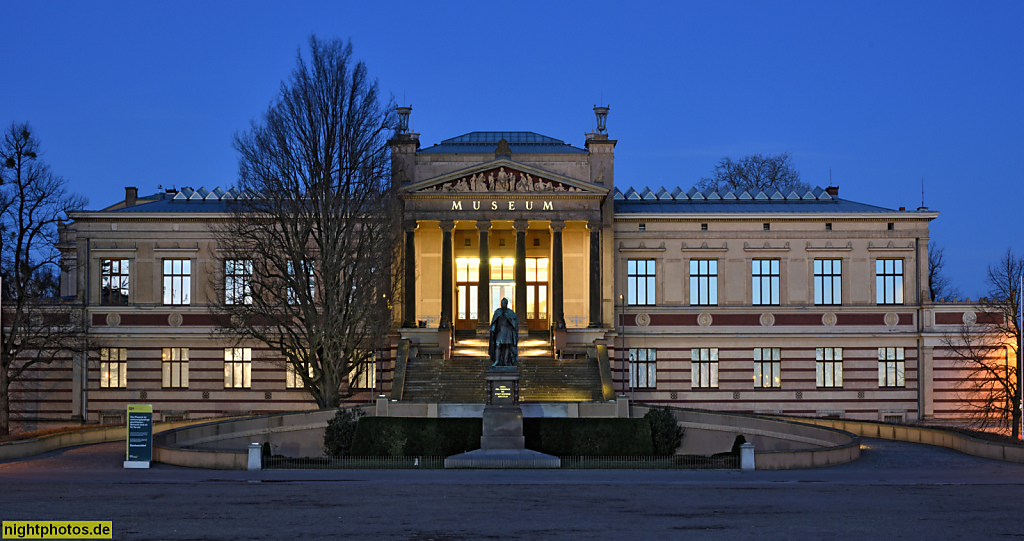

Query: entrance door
(490, 282), (515, 314)
(526, 257), (549, 331)
(455, 258), (479, 330)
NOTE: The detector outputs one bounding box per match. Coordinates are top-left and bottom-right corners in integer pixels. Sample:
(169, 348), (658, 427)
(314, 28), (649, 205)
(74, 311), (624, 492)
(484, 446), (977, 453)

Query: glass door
(455, 258), (479, 330)
(526, 257), (549, 331)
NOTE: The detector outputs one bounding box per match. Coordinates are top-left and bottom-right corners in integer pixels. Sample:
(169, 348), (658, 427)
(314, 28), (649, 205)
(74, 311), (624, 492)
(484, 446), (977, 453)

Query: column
(403, 220), (417, 328)
(550, 220), (565, 329)
(588, 220), (602, 328)
(476, 220), (491, 335)
(439, 220), (454, 330)
(514, 219), (529, 333)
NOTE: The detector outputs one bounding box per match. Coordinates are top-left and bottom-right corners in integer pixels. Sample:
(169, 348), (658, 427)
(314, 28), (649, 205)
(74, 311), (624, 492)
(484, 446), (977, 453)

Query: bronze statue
(488, 297), (519, 367)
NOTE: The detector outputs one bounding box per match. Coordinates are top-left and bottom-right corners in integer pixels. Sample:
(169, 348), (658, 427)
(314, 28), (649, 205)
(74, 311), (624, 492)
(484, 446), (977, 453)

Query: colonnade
(402, 219), (603, 332)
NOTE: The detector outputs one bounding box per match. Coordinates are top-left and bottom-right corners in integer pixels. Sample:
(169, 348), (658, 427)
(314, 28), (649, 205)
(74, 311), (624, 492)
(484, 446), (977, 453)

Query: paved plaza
(2, 438), (1023, 539)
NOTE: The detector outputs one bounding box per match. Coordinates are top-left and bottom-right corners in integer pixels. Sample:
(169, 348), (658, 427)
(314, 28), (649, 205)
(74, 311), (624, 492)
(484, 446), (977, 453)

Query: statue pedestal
(482, 369), (522, 449)
(444, 367), (560, 468)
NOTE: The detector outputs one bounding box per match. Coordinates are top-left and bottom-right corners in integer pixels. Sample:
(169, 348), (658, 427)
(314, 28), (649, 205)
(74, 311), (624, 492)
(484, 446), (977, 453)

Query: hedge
(348, 417), (654, 457)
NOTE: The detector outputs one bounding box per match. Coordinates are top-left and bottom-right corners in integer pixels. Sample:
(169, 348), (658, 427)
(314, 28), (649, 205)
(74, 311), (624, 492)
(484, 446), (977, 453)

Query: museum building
(10, 106), (988, 427)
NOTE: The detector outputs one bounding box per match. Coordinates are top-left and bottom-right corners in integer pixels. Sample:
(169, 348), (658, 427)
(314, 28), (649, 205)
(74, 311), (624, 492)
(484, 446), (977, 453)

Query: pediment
(401, 159), (608, 196)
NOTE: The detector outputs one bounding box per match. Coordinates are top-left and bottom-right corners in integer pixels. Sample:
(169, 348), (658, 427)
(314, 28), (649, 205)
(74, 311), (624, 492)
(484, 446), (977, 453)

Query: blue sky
(2, 1), (1021, 295)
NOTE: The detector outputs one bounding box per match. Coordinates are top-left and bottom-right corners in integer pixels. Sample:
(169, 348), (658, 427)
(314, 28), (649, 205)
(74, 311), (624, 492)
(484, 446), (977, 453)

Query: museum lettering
(450, 200), (554, 211)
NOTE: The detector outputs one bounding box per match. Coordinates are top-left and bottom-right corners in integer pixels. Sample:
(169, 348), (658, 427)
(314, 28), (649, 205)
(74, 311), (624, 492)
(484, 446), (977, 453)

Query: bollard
(740, 442), (755, 471)
(248, 443), (263, 471)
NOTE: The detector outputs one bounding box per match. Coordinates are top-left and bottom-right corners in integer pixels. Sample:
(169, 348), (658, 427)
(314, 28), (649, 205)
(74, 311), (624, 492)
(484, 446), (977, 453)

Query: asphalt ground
(1, 438), (1023, 540)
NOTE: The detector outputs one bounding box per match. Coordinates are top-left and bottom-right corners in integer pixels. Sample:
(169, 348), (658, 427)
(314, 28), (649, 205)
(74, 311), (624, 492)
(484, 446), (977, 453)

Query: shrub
(323, 408), (365, 457)
(730, 434), (747, 455)
(644, 406), (684, 456)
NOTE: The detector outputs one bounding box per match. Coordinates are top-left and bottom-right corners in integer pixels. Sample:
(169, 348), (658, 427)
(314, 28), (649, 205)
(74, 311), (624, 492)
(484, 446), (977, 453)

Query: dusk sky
(2, 1), (1021, 295)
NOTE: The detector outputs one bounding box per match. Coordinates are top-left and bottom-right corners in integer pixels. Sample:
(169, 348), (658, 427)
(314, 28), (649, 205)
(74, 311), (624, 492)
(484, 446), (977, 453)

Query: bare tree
(0, 123), (87, 435)
(212, 37), (398, 409)
(942, 249), (1021, 438)
(695, 152), (809, 193)
(928, 242), (960, 301)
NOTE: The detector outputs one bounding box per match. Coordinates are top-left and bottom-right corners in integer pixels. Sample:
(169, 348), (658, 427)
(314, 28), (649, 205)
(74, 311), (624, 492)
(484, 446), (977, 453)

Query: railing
(560, 455), (738, 470)
(264, 454), (739, 470)
(265, 456), (445, 469)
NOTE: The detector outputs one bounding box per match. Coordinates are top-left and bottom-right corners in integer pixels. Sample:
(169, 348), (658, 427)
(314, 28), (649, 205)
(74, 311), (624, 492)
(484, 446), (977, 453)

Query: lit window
(489, 258), (515, 280)
(691, 348), (719, 389)
(627, 259), (656, 306)
(99, 347), (128, 388)
(286, 361), (313, 389)
(752, 259), (780, 306)
(816, 347), (843, 388)
(224, 347), (252, 389)
(100, 259), (130, 305)
(814, 259), (842, 305)
(875, 259), (904, 305)
(689, 259), (718, 306)
(349, 352), (377, 390)
(878, 347), (905, 387)
(753, 347), (781, 388)
(162, 347), (189, 388)
(162, 259), (191, 305)
(225, 259), (253, 305)
(288, 260), (315, 304)
(629, 348), (657, 389)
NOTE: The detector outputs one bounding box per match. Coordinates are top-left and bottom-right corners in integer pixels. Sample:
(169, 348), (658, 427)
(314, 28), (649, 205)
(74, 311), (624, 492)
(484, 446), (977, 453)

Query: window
(691, 348), (719, 389)
(287, 260), (315, 304)
(224, 347), (252, 388)
(753, 347), (781, 388)
(887, 222), (894, 231)
(456, 258), (481, 320)
(814, 259), (842, 305)
(627, 259), (656, 306)
(100, 259), (130, 305)
(752, 259), (780, 305)
(701, 223), (708, 231)
(825, 223), (832, 231)
(816, 347), (843, 388)
(161, 347), (189, 388)
(99, 347), (127, 388)
(689, 259), (718, 306)
(349, 353), (377, 390)
(638, 223), (646, 231)
(875, 259), (904, 305)
(629, 348), (657, 389)
(162, 259), (191, 305)
(286, 362), (313, 389)
(878, 347), (905, 387)
(489, 257), (515, 280)
(763, 223), (770, 231)
(225, 259), (253, 305)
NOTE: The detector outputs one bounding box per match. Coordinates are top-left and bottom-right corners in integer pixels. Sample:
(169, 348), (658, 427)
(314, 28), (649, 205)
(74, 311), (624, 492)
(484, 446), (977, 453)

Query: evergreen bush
(643, 406), (684, 456)
(322, 407), (365, 457)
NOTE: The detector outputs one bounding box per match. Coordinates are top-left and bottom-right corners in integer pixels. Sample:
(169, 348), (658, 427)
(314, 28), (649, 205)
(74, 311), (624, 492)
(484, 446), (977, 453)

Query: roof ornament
(396, 105), (412, 134)
(594, 105), (609, 134)
(495, 138), (512, 159)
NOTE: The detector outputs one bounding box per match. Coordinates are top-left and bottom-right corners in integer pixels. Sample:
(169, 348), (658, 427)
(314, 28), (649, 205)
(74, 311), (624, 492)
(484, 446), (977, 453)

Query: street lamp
(619, 293), (626, 397)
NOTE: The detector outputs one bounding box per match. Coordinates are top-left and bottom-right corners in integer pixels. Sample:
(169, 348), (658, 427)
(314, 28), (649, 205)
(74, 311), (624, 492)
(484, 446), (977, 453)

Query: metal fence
(264, 454), (738, 470)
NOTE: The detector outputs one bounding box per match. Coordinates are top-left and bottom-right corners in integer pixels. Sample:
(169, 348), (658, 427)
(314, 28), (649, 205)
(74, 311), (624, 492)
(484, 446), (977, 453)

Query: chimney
(125, 186), (138, 207)
(389, 105), (419, 185)
(825, 186), (839, 197)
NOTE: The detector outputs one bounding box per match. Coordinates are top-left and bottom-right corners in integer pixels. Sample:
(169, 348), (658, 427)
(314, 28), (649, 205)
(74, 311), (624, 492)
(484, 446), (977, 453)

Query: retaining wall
(782, 417), (1024, 464)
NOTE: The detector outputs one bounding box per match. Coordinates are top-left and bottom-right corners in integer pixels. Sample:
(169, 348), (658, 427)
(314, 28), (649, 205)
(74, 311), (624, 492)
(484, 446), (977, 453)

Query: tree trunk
(0, 365), (10, 436)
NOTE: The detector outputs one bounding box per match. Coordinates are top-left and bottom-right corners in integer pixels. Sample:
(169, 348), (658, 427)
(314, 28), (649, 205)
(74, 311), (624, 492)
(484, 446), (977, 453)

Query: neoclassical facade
(7, 106), (997, 428)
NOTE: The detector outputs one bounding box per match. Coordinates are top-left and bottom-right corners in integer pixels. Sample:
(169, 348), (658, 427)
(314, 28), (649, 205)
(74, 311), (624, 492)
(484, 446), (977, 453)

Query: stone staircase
(400, 336), (604, 403)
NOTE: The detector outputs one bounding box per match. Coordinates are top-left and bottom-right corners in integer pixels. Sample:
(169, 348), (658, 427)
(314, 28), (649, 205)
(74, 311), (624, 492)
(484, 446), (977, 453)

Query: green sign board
(125, 404), (153, 464)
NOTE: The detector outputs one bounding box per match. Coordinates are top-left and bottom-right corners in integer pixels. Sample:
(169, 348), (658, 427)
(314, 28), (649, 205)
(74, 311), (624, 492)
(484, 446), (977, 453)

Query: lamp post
(619, 293), (626, 396)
